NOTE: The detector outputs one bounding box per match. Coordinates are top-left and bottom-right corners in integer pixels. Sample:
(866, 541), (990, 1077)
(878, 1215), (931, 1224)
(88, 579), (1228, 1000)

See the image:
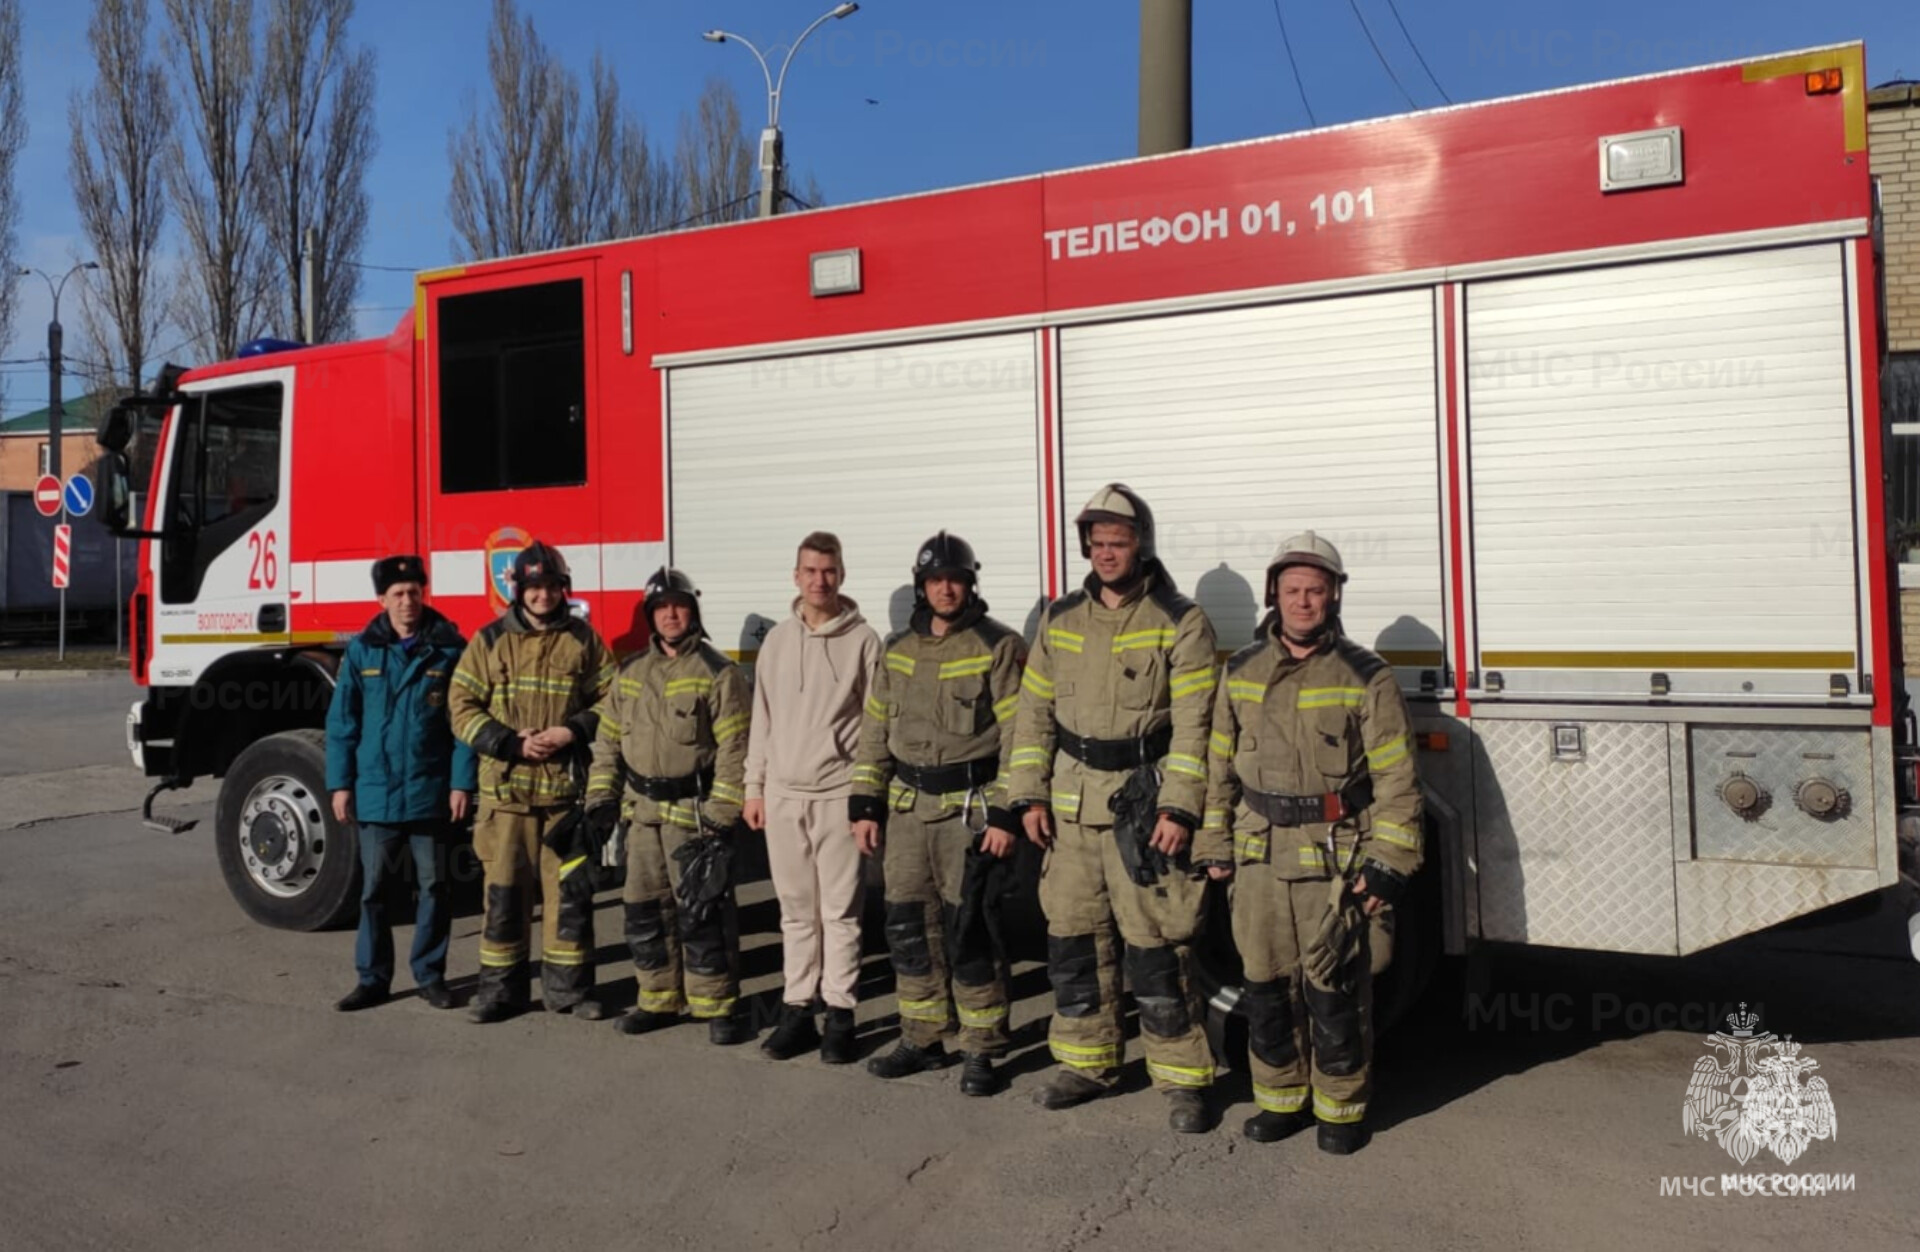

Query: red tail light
(132, 591), (150, 684)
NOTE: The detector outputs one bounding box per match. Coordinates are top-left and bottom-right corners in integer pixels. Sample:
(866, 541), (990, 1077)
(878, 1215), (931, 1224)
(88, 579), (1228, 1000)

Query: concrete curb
(0, 668), (128, 683)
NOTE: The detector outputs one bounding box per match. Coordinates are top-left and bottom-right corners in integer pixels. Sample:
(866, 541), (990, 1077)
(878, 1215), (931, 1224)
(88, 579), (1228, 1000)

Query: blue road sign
(63, 473), (94, 518)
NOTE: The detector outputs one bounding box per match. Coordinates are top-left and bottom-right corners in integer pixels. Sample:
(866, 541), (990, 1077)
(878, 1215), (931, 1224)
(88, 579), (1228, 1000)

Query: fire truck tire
(214, 729), (359, 932)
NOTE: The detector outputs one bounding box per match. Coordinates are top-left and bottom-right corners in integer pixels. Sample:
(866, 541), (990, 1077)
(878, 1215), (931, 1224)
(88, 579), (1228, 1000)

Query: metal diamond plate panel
(1689, 727), (1876, 869)
(1474, 719), (1678, 954)
(1412, 712), (1476, 950)
(1677, 862), (1883, 953)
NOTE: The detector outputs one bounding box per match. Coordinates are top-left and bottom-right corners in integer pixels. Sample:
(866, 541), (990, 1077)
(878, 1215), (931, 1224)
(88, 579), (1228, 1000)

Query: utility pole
(301, 225), (318, 342)
(18, 262), (100, 482)
(1138, 0), (1192, 157)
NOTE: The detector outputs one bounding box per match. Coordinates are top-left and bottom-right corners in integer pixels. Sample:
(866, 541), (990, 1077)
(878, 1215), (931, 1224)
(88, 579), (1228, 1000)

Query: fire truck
(94, 42), (1918, 1015)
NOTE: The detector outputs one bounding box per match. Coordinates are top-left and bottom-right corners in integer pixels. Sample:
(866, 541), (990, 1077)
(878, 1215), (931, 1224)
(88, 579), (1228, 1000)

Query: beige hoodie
(745, 596), (883, 800)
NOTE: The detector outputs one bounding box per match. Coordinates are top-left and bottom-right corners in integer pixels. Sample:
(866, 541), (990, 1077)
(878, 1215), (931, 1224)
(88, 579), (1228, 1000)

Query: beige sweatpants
(765, 791), (866, 1010)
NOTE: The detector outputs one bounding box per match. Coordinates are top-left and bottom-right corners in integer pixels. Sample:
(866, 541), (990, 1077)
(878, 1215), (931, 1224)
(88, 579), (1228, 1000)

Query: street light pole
(18, 262), (101, 482)
(703, 3), (860, 219)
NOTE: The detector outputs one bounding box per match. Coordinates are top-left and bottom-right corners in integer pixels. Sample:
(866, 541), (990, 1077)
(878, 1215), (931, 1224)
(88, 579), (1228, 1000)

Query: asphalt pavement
(2, 676), (1917, 1251)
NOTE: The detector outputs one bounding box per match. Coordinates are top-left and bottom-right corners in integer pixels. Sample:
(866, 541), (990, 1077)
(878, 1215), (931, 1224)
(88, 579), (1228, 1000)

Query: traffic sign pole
(53, 476), (94, 662)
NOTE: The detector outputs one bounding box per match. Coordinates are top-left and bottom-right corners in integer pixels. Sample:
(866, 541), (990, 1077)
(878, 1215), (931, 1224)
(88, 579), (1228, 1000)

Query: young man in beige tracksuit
(743, 531), (883, 1063)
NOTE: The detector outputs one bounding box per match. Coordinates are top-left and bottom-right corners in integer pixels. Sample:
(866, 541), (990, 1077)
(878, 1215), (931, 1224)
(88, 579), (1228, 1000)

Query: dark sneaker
(959, 1053), (1000, 1097)
(866, 1040), (945, 1079)
(417, 982), (457, 1010)
(1317, 1121), (1370, 1155)
(1243, 1110), (1313, 1143)
(761, 1005), (821, 1060)
(820, 1008), (857, 1065)
(1166, 1088), (1211, 1134)
(614, 1009), (679, 1036)
(1033, 1069), (1109, 1110)
(336, 984), (389, 1012)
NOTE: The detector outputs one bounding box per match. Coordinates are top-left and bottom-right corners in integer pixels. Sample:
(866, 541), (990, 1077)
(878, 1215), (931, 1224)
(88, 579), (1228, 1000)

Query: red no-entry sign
(33, 474), (62, 517)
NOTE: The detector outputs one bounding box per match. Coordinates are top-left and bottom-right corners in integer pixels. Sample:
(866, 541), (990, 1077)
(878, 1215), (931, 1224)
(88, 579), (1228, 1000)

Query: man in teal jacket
(326, 555), (478, 1011)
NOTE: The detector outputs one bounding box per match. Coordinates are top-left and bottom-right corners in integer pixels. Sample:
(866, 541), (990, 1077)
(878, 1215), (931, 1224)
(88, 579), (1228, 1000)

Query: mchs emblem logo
(1682, 1003), (1837, 1166)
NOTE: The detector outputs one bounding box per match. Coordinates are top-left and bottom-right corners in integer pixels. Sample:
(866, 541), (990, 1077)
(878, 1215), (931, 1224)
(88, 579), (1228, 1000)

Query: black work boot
(820, 1008), (857, 1064)
(556, 996), (608, 1021)
(867, 1040), (945, 1079)
(417, 982), (456, 1011)
(1166, 1089), (1211, 1134)
(762, 1004), (820, 1060)
(614, 1009), (679, 1036)
(959, 1053), (1000, 1097)
(1243, 1110), (1313, 1143)
(1033, 1069), (1109, 1111)
(708, 1012), (753, 1046)
(1318, 1120), (1370, 1155)
(336, 984), (388, 1012)
(468, 1000), (522, 1025)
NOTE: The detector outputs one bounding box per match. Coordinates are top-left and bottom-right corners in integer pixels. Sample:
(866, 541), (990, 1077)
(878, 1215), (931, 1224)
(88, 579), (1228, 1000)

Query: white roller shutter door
(1059, 289), (1446, 673)
(668, 335), (1044, 656)
(1465, 244), (1857, 699)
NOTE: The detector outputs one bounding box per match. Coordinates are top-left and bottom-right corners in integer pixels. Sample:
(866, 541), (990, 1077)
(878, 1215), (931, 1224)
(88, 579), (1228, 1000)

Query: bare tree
(68, 0), (175, 394)
(256, 0), (375, 343)
(675, 77), (755, 227)
(446, 0), (568, 260)
(0, 0), (24, 403)
(166, 0), (267, 360)
(555, 54), (680, 243)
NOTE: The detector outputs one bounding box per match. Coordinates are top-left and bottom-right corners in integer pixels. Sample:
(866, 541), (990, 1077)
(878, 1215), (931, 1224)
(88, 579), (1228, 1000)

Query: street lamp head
(81, 262), (100, 271)
(702, 30), (725, 42)
(831, 3), (858, 17)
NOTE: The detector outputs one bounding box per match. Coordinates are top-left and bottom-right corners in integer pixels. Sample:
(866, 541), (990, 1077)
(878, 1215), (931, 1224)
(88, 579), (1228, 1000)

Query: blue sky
(7, 0), (1919, 417)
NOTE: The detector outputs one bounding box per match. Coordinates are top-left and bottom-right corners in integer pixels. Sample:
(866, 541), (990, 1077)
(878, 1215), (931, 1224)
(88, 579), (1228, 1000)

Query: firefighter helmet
(643, 566), (703, 637)
(510, 541), (572, 598)
(1264, 530), (1347, 608)
(1075, 483), (1156, 563)
(912, 531), (980, 597)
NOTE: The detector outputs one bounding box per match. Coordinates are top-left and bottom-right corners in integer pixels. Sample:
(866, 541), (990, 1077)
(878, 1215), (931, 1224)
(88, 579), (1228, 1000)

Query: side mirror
(92, 450), (159, 539)
(97, 401), (135, 453)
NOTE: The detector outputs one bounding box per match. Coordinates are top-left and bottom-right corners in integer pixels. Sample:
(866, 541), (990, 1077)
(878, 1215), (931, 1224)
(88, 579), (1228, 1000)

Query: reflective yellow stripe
(687, 994), (736, 1019)
(479, 944), (526, 967)
(712, 713), (749, 742)
(1373, 820), (1421, 852)
(1228, 679), (1266, 705)
(359, 668), (382, 677)
(558, 855), (587, 877)
(709, 781), (746, 804)
(993, 693), (1020, 722)
(1112, 628), (1175, 652)
(1164, 753), (1205, 780)
(1047, 627), (1085, 654)
(1235, 832), (1269, 860)
(1201, 807), (1229, 832)
(1011, 747), (1050, 769)
(541, 949), (586, 966)
(1313, 1089), (1366, 1124)
(1367, 736), (1410, 770)
(1297, 686), (1366, 709)
(636, 988), (682, 1011)
(957, 1004), (1008, 1027)
(662, 803), (699, 829)
(452, 668), (488, 694)
(864, 695), (890, 720)
(851, 765), (888, 786)
(1169, 667), (1217, 699)
(1209, 730), (1234, 759)
(1050, 1040), (1119, 1069)
(898, 997), (950, 1023)
(886, 652), (917, 677)
(1050, 791), (1081, 815)
(1299, 846), (1328, 870)
(664, 677), (713, 697)
(939, 655), (993, 680)
(597, 713), (622, 736)
(509, 676), (577, 695)
(1254, 1083), (1310, 1113)
(1021, 669), (1055, 698)
(1147, 1061), (1213, 1088)
(587, 769), (618, 788)
(617, 677), (646, 697)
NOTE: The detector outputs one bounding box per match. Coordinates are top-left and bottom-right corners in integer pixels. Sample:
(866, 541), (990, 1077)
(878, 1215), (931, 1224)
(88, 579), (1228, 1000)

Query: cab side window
(438, 279), (587, 493)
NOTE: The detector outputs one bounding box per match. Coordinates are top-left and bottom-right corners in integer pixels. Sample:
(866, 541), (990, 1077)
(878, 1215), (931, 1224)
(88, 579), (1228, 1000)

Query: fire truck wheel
(214, 729), (359, 932)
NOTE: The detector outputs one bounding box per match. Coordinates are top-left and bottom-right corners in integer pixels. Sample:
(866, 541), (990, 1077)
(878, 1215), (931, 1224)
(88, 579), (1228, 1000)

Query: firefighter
(1008, 485), (1220, 1134)
(449, 540), (617, 1024)
(1196, 531), (1423, 1155)
(851, 532), (1026, 1096)
(585, 567), (753, 1045)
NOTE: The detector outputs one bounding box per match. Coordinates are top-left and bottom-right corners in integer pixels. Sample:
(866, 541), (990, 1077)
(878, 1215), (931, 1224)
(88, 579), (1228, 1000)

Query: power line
(1383, 0), (1450, 104)
(1345, 0), (1417, 109)
(1270, 0), (1318, 127)
(342, 260), (418, 273)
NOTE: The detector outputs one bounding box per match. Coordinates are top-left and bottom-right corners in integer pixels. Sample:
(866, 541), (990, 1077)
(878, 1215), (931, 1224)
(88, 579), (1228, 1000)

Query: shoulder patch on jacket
(476, 616), (512, 649)
(694, 641), (734, 674)
(1047, 589), (1089, 618)
(1226, 636), (1270, 675)
(883, 625), (915, 650)
(972, 616), (1022, 650)
(1333, 637), (1389, 684)
(1147, 580), (1196, 623)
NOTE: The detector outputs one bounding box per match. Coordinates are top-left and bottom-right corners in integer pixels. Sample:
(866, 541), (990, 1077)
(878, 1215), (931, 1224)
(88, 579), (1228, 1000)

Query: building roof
(0, 391), (117, 436)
